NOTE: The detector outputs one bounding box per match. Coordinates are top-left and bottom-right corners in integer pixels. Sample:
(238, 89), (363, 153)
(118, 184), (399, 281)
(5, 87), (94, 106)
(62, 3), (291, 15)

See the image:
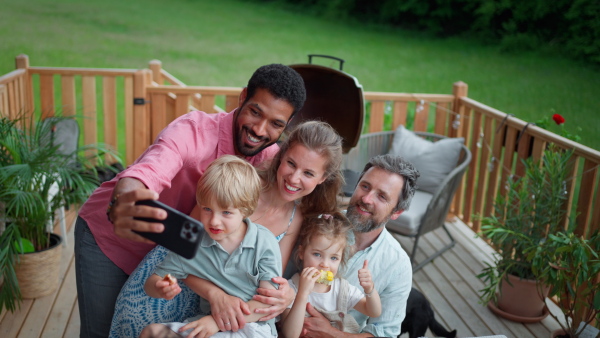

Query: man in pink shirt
(74, 64), (306, 338)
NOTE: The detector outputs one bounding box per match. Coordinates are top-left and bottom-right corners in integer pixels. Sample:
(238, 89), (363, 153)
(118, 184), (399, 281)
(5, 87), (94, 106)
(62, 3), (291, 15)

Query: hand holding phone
(133, 200), (202, 259)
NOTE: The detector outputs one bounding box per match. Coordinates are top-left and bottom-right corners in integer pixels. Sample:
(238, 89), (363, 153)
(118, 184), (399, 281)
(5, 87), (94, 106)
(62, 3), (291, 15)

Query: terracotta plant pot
(550, 328), (568, 338)
(488, 273), (550, 322)
(15, 233), (63, 299)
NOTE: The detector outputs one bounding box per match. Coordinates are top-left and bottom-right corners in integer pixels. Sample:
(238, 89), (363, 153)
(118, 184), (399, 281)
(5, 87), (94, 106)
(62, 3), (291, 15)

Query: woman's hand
(252, 277), (296, 321)
(180, 316), (219, 338)
(208, 293), (250, 332)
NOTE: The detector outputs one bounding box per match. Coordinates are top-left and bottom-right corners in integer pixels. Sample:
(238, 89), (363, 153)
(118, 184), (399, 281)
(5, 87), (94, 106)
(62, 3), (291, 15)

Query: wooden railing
(0, 56), (31, 120)
(0, 55), (147, 164)
(364, 85), (599, 237)
(1, 55), (598, 238)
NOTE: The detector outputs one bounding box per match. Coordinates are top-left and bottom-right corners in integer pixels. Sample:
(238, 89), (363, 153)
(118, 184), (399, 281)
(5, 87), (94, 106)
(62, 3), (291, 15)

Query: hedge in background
(260, 0), (600, 64)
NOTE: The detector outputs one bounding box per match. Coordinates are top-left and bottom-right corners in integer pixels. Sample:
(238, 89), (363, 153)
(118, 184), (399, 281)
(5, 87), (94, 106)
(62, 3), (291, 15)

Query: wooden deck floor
(0, 210), (563, 338)
(393, 217), (563, 338)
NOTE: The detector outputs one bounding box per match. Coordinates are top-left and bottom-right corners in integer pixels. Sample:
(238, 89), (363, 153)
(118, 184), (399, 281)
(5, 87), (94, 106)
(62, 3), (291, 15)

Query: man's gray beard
(346, 205), (390, 233)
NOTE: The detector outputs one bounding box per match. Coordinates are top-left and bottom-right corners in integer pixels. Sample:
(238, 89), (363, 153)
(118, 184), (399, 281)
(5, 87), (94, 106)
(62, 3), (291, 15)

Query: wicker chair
(342, 130), (472, 271)
(43, 118), (80, 247)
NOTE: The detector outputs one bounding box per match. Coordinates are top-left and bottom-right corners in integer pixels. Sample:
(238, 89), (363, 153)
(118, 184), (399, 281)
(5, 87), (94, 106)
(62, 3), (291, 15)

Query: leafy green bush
(261, 0), (600, 64)
(530, 231), (600, 338)
(476, 145), (574, 305)
(565, 0), (600, 63)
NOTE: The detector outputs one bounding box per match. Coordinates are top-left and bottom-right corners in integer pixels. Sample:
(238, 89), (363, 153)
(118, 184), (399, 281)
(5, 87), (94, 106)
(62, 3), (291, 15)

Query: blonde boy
(141, 155), (282, 337)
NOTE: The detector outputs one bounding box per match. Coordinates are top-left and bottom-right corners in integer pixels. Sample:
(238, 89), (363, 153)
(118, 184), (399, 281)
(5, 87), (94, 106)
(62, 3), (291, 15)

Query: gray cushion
(389, 125), (464, 194)
(386, 190), (432, 235)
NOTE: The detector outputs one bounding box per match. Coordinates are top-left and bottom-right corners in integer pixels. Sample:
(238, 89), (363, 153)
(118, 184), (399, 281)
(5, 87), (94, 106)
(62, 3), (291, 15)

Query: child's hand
(297, 267), (320, 295)
(180, 316), (219, 338)
(358, 260), (374, 294)
(155, 274), (181, 300)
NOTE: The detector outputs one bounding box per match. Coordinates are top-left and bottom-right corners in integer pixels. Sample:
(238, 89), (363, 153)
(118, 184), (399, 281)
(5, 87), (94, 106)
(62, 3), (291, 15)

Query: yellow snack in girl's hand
(163, 273), (176, 285)
(315, 270), (334, 285)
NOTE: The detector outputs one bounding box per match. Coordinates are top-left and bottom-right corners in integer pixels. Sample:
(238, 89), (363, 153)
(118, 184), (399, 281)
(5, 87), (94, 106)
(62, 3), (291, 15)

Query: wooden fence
(1, 54), (598, 238)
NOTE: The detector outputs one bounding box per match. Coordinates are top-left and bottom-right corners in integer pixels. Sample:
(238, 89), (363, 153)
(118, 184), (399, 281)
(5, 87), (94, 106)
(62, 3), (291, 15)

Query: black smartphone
(133, 199), (202, 259)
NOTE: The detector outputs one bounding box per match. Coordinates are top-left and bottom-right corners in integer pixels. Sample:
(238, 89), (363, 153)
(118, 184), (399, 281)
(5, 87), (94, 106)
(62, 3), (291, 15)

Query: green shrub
(261, 0), (600, 64)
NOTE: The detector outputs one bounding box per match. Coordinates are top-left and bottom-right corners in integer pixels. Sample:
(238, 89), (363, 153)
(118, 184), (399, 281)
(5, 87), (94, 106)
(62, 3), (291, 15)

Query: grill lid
(288, 55), (364, 154)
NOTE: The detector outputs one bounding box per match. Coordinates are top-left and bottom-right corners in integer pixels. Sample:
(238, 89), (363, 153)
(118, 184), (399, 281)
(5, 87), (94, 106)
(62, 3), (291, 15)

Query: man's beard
(235, 126), (271, 157)
(346, 204), (391, 233)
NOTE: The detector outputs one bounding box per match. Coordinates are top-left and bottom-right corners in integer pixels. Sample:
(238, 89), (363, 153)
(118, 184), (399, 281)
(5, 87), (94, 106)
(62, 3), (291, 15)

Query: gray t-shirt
(154, 218), (282, 332)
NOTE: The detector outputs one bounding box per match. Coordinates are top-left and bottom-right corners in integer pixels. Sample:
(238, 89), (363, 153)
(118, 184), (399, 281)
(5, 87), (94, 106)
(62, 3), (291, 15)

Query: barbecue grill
(288, 55), (364, 154)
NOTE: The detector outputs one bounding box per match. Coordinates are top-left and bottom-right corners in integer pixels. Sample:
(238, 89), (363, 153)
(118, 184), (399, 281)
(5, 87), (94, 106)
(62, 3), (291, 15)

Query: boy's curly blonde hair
(196, 155), (261, 217)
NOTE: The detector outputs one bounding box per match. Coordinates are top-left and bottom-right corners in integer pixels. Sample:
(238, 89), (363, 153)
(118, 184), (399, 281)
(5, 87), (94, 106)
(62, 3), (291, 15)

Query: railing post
(451, 81), (468, 138)
(15, 54), (34, 115)
(451, 81), (468, 218)
(15, 54), (29, 69)
(131, 69), (152, 163)
(0, 85), (6, 118)
(149, 60), (163, 85)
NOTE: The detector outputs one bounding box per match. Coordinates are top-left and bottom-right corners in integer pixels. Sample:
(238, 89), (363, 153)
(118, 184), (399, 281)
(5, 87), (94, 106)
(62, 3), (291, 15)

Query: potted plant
(477, 145), (574, 322)
(530, 231), (600, 338)
(0, 114), (119, 313)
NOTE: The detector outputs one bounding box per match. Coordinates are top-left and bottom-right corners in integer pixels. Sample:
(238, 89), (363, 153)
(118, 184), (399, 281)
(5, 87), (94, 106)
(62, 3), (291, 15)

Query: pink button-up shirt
(79, 110), (279, 274)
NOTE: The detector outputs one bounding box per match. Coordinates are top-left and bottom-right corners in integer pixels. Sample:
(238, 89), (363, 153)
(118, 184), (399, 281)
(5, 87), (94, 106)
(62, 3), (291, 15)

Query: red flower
(552, 114), (565, 125)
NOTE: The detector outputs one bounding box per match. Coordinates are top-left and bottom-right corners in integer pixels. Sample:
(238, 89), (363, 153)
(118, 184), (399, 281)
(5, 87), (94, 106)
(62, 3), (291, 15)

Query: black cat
(400, 288), (457, 338)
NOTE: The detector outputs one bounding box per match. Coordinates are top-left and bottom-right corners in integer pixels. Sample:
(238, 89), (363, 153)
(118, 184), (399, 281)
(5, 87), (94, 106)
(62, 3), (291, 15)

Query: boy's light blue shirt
(154, 218), (282, 333)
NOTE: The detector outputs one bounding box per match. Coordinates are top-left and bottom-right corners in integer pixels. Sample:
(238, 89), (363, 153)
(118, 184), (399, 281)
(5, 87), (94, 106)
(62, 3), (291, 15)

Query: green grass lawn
(2, 0), (599, 150)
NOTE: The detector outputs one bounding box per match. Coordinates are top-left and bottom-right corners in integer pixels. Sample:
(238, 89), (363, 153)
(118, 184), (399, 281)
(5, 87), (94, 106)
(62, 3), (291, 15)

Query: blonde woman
(110, 120), (344, 337)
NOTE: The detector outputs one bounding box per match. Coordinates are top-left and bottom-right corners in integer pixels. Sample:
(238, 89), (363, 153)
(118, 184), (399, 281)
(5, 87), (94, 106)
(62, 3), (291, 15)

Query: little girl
(279, 212), (381, 338)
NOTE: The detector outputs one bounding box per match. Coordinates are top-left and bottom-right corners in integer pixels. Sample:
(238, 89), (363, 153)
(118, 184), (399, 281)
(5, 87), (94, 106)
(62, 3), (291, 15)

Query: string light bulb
(416, 100), (425, 114)
(488, 157), (496, 172)
(452, 114), (461, 130)
(477, 131), (484, 148)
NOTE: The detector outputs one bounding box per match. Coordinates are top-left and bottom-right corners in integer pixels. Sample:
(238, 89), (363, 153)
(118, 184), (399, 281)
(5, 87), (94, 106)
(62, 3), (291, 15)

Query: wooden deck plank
(448, 218), (497, 263)
(16, 295), (54, 337)
(420, 231), (518, 337)
(415, 280), (475, 337)
(401, 235), (474, 336)
(64, 302), (80, 337)
(42, 259), (77, 337)
(423, 228), (538, 338)
(444, 222), (489, 276)
(442, 224), (561, 338)
(425, 230), (519, 337)
(41, 216), (78, 338)
(440, 222), (563, 335)
(0, 306), (6, 325)
(0, 300), (33, 338)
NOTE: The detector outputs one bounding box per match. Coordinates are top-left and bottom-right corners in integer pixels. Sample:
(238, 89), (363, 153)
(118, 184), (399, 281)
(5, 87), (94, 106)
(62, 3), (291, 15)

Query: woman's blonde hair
(259, 120), (343, 215)
(294, 211), (353, 271)
(196, 155), (261, 217)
